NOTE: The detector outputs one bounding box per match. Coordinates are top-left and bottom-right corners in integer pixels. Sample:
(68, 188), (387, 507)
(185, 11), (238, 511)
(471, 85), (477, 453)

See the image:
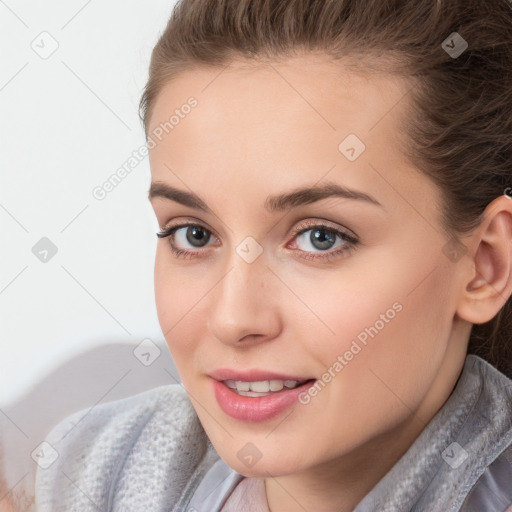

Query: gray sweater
(34, 354), (512, 511)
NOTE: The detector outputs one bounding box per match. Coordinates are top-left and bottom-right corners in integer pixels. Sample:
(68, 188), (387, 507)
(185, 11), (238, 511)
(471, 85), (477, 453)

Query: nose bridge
(207, 245), (280, 345)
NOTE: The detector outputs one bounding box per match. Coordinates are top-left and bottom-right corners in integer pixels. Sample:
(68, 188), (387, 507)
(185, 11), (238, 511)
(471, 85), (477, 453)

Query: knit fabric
(34, 383), (214, 511)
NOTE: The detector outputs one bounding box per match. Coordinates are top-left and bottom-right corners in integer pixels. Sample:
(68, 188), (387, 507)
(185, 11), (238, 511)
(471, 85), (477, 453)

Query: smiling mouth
(223, 378), (312, 396)
(213, 377), (317, 421)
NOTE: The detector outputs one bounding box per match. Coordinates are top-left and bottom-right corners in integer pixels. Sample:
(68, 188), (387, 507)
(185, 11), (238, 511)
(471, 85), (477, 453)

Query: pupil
(187, 226), (209, 247)
(311, 229), (335, 250)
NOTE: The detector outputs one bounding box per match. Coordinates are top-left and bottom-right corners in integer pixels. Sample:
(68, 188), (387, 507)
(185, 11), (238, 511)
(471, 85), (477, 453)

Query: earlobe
(456, 195), (512, 325)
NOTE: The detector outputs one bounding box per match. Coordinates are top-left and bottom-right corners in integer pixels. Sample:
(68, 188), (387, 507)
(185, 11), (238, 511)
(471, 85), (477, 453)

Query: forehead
(148, 53), (411, 136)
(146, 54), (438, 221)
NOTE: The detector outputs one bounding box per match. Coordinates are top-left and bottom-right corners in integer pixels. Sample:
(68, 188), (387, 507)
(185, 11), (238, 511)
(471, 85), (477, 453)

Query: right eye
(156, 223), (218, 257)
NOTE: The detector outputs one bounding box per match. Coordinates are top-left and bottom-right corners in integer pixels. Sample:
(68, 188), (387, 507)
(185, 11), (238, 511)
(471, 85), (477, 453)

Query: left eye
(294, 227), (349, 252)
(172, 225), (214, 248)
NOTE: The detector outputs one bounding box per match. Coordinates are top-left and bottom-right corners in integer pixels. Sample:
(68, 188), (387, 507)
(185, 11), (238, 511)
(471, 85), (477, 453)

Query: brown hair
(140, 0), (512, 378)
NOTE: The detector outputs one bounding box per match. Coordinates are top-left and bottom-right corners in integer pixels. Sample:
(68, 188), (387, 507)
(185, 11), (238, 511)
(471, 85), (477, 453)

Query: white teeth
(236, 381), (251, 392)
(223, 379), (303, 393)
(250, 381), (270, 392)
(269, 380), (284, 391)
(224, 380), (237, 389)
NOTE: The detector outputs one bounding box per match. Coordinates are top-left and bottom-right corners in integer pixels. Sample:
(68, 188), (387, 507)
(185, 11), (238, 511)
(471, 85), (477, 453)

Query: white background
(0, 0), (179, 406)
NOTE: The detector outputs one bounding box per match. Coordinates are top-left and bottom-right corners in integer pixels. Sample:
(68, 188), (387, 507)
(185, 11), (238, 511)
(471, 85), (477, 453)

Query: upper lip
(209, 368), (315, 382)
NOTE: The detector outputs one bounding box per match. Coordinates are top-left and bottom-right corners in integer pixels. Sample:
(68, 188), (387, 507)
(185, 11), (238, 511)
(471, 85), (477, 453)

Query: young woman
(34, 0), (512, 511)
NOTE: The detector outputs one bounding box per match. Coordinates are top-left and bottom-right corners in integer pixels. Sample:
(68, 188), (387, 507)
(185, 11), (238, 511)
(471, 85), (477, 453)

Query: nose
(207, 253), (282, 347)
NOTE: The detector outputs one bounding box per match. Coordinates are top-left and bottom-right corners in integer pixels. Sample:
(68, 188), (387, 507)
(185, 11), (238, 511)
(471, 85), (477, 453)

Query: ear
(456, 194), (512, 325)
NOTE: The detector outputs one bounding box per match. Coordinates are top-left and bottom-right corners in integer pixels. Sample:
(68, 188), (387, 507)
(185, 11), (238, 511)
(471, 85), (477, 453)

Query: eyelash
(156, 221), (359, 262)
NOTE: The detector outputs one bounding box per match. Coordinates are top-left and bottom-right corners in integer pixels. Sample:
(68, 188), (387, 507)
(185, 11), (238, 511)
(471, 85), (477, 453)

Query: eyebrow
(148, 180), (383, 213)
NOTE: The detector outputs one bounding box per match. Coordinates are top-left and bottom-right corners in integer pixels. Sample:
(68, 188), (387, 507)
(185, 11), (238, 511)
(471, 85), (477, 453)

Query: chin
(215, 446), (308, 478)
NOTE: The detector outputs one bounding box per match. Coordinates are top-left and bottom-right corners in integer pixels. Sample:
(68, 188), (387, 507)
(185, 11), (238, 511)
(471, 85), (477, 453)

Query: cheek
(316, 257), (453, 434)
(304, 238), (454, 359)
(154, 249), (175, 333)
(288, 242), (454, 391)
(273, 255), (407, 363)
(154, 249), (198, 348)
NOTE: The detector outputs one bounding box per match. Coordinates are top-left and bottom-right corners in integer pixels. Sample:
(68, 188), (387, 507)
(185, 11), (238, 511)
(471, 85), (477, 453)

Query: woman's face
(148, 54), (471, 478)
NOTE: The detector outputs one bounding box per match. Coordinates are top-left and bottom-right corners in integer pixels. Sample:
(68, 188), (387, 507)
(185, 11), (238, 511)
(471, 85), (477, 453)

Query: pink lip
(212, 378), (316, 422)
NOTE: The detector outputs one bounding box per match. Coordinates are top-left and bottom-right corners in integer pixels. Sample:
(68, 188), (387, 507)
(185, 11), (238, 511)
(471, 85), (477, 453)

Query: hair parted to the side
(140, 0), (512, 378)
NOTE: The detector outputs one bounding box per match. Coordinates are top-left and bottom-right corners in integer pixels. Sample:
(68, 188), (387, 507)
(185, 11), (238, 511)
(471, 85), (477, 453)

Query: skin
(147, 53), (512, 512)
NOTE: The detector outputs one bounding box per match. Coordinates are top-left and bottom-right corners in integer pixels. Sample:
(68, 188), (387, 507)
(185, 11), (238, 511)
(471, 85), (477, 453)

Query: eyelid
(290, 218), (358, 242)
(157, 217), (220, 239)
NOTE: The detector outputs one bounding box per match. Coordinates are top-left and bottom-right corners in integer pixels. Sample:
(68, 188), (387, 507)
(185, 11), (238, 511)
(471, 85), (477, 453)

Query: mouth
(211, 375), (317, 422)
(222, 378), (310, 397)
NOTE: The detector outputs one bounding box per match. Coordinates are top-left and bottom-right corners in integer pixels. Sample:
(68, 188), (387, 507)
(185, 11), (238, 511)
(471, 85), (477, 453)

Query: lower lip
(212, 379), (316, 422)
